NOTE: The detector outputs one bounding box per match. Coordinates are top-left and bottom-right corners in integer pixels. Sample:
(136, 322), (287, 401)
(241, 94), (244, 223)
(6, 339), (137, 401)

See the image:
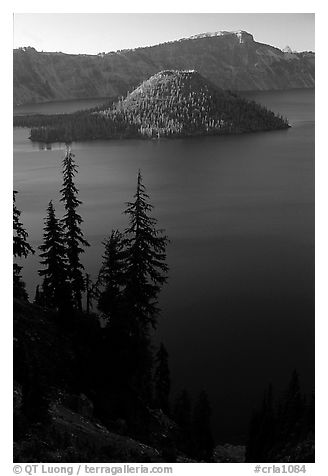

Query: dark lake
(13, 89), (314, 443)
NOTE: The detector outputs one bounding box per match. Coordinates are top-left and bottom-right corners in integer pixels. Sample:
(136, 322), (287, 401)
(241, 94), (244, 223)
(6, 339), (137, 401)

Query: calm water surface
(13, 97), (109, 115)
(13, 89), (314, 443)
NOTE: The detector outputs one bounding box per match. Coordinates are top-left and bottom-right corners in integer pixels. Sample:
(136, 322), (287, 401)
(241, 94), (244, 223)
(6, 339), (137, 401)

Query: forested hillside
(14, 70), (289, 142)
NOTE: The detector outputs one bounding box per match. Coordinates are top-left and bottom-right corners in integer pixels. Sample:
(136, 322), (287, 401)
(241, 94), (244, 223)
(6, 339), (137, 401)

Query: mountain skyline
(13, 31), (315, 106)
(14, 13), (315, 55)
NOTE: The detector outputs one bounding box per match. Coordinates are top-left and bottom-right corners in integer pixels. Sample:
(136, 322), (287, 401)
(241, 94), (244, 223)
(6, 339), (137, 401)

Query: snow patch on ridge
(188, 30), (254, 44)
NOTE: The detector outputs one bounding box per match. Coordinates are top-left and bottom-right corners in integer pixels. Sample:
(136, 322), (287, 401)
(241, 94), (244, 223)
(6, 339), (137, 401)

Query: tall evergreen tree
(173, 389), (193, 456)
(123, 170), (169, 333)
(192, 390), (214, 461)
(13, 191), (34, 299)
(246, 372), (314, 462)
(246, 384), (276, 462)
(33, 285), (42, 306)
(60, 146), (89, 310)
(85, 273), (99, 315)
(174, 389), (192, 431)
(38, 201), (71, 310)
(154, 343), (171, 414)
(279, 370), (303, 440)
(97, 230), (126, 324)
(122, 171), (168, 401)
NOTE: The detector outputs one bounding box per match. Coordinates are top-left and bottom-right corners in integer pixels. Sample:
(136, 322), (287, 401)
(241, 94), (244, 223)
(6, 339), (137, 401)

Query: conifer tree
(279, 370), (303, 440)
(85, 273), (99, 315)
(246, 372), (313, 462)
(13, 191), (34, 299)
(192, 390), (214, 461)
(60, 146), (89, 310)
(122, 171), (168, 402)
(38, 201), (71, 310)
(154, 343), (171, 414)
(123, 170), (168, 333)
(33, 285), (42, 306)
(174, 389), (192, 431)
(173, 389), (193, 456)
(246, 384), (276, 462)
(97, 230), (126, 323)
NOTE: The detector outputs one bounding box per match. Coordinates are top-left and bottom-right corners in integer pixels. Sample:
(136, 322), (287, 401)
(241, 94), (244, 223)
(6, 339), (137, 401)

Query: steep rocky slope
(13, 31), (315, 106)
(13, 298), (192, 462)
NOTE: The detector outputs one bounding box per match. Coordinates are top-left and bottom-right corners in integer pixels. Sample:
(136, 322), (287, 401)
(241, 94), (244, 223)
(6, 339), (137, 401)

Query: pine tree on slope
(154, 343), (171, 414)
(123, 170), (168, 333)
(192, 390), (214, 461)
(13, 191), (34, 299)
(38, 201), (71, 310)
(97, 230), (126, 324)
(122, 170), (169, 401)
(60, 146), (89, 310)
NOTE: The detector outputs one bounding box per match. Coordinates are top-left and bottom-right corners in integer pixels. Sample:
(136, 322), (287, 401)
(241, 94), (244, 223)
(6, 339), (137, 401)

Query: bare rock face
(13, 31), (314, 106)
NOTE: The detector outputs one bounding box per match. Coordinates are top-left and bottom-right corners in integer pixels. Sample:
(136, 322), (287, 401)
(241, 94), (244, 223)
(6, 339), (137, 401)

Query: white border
(3, 3), (327, 474)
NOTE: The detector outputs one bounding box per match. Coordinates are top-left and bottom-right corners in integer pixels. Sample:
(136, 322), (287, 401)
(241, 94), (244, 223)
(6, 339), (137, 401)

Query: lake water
(13, 89), (314, 443)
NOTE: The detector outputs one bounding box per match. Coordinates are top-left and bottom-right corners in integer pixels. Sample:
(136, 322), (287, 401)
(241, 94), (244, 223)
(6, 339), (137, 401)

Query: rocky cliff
(13, 31), (315, 106)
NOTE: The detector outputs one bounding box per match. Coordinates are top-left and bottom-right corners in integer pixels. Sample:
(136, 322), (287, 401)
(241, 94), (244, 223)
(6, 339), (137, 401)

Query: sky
(13, 13), (315, 55)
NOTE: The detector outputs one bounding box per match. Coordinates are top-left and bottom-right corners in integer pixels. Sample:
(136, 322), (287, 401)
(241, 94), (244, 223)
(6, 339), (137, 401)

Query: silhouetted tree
(174, 389), (192, 430)
(154, 343), (170, 414)
(13, 191), (34, 299)
(246, 371), (314, 462)
(173, 389), (193, 455)
(246, 384), (276, 462)
(85, 273), (99, 315)
(97, 230), (126, 323)
(21, 352), (51, 426)
(38, 201), (71, 311)
(122, 171), (169, 401)
(279, 370), (303, 441)
(123, 170), (169, 332)
(192, 391), (214, 461)
(60, 146), (89, 310)
(33, 285), (43, 306)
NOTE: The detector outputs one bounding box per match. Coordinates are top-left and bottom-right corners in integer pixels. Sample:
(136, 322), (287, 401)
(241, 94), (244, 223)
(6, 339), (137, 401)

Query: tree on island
(13, 191), (34, 299)
(60, 146), (89, 310)
(38, 201), (71, 311)
(154, 343), (171, 414)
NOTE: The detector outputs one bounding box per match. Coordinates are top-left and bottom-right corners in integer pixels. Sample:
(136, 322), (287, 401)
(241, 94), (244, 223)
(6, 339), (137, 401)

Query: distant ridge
(13, 30), (314, 106)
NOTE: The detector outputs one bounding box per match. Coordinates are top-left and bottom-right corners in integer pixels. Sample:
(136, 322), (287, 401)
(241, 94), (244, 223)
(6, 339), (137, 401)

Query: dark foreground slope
(13, 298), (193, 462)
(15, 70), (289, 143)
(13, 31), (315, 106)
(14, 296), (314, 462)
